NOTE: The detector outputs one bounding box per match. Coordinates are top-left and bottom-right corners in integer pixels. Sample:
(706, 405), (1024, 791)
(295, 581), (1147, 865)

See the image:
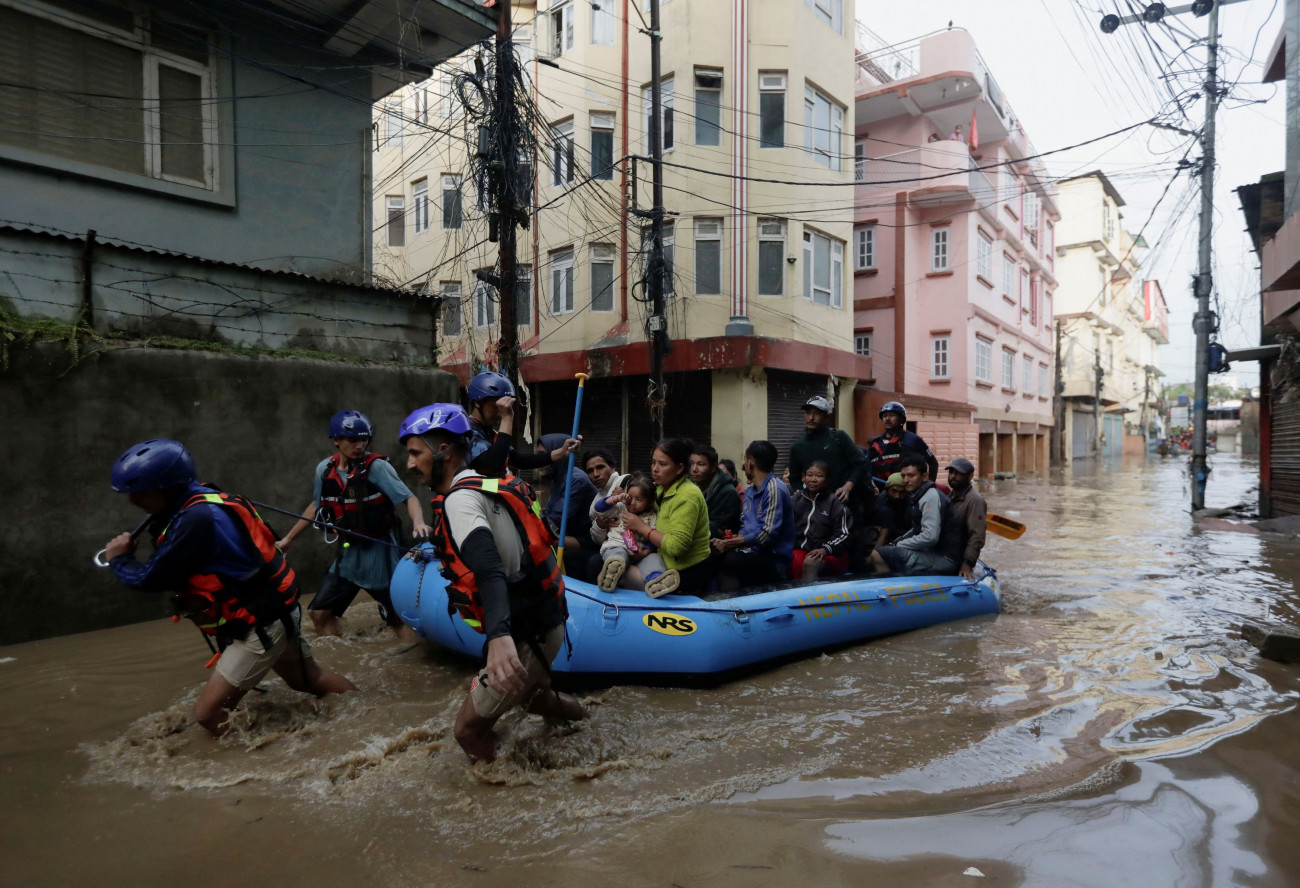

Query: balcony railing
(856, 150), (922, 190)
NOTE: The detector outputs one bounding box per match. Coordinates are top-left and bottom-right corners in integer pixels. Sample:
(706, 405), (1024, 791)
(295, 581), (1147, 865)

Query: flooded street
(5, 453), (1300, 888)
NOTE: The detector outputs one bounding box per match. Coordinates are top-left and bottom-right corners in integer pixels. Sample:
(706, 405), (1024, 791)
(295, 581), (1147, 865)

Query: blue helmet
(111, 439), (195, 493)
(398, 403), (474, 443)
(879, 400), (907, 421)
(328, 409), (372, 439)
(467, 371), (515, 403)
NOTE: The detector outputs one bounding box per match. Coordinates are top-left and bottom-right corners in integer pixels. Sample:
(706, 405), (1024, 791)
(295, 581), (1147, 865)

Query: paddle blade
(987, 513), (1026, 540)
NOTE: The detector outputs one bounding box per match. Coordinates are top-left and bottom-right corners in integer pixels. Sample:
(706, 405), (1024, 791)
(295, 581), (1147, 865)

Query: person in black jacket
(689, 444), (741, 538)
(866, 400), (939, 490)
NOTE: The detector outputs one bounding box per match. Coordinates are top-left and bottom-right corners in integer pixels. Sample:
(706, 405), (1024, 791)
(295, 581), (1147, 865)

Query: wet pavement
(3, 452), (1299, 887)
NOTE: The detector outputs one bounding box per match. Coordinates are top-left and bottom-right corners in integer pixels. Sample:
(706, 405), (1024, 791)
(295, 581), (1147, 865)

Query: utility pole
(1052, 319), (1064, 464)
(493, 0), (519, 385)
(1099, 0), (1236, 508)
(647, 0), (667, 440)
(1094, 342), (1104, 458)
(1189, 1), (1220, 509)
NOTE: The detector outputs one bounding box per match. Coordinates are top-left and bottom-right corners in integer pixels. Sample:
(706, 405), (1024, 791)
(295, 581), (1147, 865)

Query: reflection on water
(3, 453), (1300, 887)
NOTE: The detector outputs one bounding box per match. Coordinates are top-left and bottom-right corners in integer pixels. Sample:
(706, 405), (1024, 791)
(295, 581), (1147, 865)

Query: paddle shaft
(555, 373), (590, 570)
(92, 514), (155, 567)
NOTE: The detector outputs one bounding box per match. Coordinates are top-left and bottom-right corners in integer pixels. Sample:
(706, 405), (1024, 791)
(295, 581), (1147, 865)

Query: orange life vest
(430, 473), (563, 634)
(318, 452), (396, 539)
(158, 487), (300, 641)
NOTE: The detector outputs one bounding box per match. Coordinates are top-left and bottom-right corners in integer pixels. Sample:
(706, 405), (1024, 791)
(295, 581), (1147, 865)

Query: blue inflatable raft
(390, 544), (1001, 685)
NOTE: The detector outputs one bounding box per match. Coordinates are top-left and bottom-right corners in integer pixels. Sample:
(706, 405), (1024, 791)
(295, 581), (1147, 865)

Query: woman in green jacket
(622, 438), (714, 595)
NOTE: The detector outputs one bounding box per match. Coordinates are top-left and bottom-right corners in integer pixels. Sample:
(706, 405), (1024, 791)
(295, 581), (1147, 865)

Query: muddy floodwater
(5, 453), (1300, 887)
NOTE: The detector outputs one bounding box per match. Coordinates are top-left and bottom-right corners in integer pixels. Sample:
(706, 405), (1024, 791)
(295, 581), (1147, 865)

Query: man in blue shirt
(711, 440), (794, 591)
(277, 410), (429, 638)
(103, 439), (354, 736)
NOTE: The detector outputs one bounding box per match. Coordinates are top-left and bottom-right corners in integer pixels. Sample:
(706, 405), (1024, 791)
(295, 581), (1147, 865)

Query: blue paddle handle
(555, 378), (588, 549)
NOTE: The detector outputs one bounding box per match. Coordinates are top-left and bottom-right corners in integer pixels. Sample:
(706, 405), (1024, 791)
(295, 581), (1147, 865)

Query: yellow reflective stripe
(202, 494), (223, 504)
(462, 618), (482, 628)
(480, 479), (500, 494)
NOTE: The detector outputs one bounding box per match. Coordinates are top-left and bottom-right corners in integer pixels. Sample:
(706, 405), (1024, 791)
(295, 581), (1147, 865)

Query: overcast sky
(858, 0), (1285, 389)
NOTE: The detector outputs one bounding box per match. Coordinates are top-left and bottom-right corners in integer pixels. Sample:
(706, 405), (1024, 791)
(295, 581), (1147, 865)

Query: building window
(1002, 347), (1015, 389)
(550, 0), (574, 56)
(803, 228), (843, 307)
(1024, 193), (1039, 248)
(1039, 363), (1048, 397)
(1023, 354), (1034, 393)
(413, 88), (429, 126)
(694, 218), (723, 295)
(930, 228), (949, 271)
(0, 4), (224, 188)
(758, 72), (785, 148)
(590, 244), (615, 312)
(440, 282), (462, 336)
(644, 77), (674, 153)
(1103, 202), (1115, 242)
(975, 337), (992, 383)
(550, 248), (574, 314)
(1029, 277), (1039, 326)
(441, 175), (462, 230)
(590, 112), (614, 180)
(440, 75), (458, 121)
(855, 332), (872, 356)
(386, 196), (405, 247)
(803, 84), (844, 170)
(694, 69), (722, 146)
(853, 224), (876, 271)
(590, 0), (615, 46)
(386, 100), (404, 147)
(977, 230), (992, 281)
(1002, 254), (1015, 298)
(810, 0), (844, 31)
(412, 179), (429, 234)
(551, 120), (574, 186)
(1021, 268), (1030, 314)
(758, 218), (785, 296)
(473, 270), (495, 328)
(932, 336), (950, 380)
(515, 267), (532, 326)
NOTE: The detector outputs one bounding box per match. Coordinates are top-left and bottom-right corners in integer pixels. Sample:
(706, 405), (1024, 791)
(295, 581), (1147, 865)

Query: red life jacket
(430, 473), (563, 635)
(319, 452), (396, 540)
(158, 487), (300, 641)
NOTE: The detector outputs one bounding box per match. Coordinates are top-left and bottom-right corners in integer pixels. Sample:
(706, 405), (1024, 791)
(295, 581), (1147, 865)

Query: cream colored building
(1054, 172), (1168, 461)
(372, 0), (863, 468)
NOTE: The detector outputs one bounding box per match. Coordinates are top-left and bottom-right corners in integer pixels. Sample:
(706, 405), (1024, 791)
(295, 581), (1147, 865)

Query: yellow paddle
(987, 513), (1026, 540)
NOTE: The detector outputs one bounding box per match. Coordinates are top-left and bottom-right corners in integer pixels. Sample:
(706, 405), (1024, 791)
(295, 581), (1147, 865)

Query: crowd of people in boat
(98, 370), (987, 758)
(452, 372), (989, 600)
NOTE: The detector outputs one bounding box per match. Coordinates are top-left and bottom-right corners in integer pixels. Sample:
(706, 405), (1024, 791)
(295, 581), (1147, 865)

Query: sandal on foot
(597, 558), (627, 591)
(644, 569), (680, 599)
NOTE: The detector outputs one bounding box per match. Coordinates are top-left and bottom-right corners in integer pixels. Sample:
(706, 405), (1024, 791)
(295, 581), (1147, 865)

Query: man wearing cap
(788, 395), (867, 504)
(946, 457), (987, 580)
(866, 401), (939, 491)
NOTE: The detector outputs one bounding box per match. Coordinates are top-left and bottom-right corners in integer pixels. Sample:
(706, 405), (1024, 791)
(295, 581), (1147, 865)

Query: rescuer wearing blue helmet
(102, 439), (355, 736)
(275, 409), (430, 639)
(401, 404), (585, 762)
(464, 370), (581, 477)
(865, 401), (940, 490)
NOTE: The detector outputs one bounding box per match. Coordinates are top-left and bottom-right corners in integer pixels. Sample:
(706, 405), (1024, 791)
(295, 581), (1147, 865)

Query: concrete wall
(1, 228), (436, 364)
(0, 344), (457, 645)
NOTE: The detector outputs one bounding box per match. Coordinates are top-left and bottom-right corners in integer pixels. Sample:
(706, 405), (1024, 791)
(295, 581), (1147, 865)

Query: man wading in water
(102, 439), (356, 736)
(400, 403), (585, 762)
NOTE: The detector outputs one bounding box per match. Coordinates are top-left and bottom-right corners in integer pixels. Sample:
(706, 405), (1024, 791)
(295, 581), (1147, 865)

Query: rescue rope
(247, 499), (414, 554)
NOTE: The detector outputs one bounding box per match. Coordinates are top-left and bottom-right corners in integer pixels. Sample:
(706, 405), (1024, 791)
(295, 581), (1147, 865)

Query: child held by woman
(592, 475), (681, 598)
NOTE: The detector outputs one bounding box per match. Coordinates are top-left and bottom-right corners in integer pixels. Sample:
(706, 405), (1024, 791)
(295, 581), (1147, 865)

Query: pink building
(852, 28), (1057, 476)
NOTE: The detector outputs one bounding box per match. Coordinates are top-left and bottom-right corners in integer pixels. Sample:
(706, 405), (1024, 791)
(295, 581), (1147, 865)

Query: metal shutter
(626, 370), (712, 474)
(766, 369), (824, 475)
(1072, 409), (1094, 459)
(1271, 398), (1300, 516)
